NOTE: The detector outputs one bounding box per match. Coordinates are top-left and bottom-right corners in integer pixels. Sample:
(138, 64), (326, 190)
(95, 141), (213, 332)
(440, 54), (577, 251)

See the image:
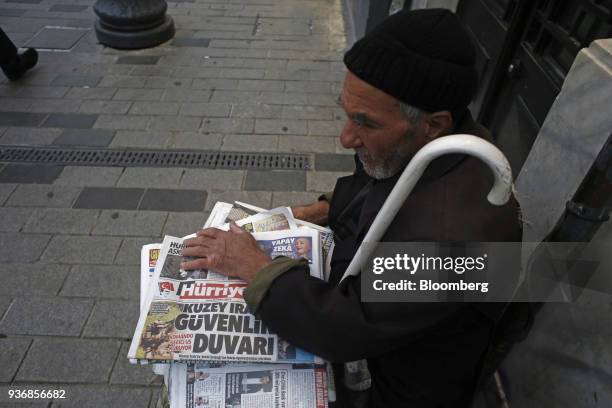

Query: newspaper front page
(129, 228), (322, 364)
(170, 363), (328, 408)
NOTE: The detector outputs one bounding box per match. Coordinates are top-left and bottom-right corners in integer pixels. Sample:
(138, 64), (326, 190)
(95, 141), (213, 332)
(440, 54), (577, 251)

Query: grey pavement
(0, 0), (352, 406)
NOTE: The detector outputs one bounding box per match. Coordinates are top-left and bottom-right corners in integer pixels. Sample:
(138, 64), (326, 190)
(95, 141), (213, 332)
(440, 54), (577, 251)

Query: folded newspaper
(169, 362), (328, 408)
(133, 201), (334, 407)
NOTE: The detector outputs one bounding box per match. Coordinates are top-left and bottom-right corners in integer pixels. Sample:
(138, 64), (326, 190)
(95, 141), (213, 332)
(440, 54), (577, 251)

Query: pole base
(93, 0), (175, 49)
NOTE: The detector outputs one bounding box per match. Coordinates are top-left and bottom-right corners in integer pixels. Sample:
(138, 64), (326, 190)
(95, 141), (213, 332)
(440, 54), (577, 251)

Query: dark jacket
(244, 112), (522, 407)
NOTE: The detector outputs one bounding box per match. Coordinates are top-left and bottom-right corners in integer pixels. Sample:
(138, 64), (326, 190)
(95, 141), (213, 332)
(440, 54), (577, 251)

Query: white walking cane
(339, 134), (514, 282)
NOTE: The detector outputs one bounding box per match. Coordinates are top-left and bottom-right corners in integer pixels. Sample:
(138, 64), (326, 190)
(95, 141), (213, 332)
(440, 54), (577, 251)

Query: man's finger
(183, 236), (205, 247)
(181, 245), (212, 258)
(184, 233), (221, 248)
(180, 258), (211, 271)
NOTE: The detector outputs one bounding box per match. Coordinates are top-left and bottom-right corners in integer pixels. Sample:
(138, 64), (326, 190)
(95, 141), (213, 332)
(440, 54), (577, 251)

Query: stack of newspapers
(129, 201), (335, 408)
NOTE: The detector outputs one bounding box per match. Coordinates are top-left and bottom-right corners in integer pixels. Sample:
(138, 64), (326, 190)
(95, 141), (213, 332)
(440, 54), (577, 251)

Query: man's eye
(351, 117), (364, 126)
(352, 118), (374, 128)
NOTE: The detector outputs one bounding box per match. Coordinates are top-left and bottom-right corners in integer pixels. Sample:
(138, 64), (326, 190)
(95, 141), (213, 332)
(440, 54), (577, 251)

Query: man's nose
(339, 121), (363, 149)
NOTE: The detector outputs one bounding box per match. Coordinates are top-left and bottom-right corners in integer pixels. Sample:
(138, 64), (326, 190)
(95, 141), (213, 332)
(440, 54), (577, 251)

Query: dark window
(523, 0), (612, 86)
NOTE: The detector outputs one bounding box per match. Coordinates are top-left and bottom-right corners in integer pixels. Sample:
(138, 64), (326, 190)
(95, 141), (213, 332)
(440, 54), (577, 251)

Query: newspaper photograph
(170, 363), (328, 408)
(234, 207), (297, 233)
(253, 230), (322, 279)
(207, 203), (297, 234)
(218, 208), (298, 234)
(205, 201), (268, 229)
(129, 229), (323, 364)
(225, 201), (261, 223)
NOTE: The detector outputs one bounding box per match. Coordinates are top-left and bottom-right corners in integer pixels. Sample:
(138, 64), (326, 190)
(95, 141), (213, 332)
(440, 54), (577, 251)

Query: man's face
(338, 72), (428, 179)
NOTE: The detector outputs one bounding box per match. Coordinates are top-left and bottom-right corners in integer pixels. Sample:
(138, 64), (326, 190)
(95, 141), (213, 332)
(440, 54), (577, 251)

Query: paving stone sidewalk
(0, 0), (354, 406)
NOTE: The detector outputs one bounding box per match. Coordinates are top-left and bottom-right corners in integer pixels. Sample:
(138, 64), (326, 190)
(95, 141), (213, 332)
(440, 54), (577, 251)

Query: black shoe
(1, 48), (38, 81)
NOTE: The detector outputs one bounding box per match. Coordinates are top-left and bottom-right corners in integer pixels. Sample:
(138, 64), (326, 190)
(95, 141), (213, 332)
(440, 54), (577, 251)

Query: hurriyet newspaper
(139, 237), (331, 408)
(169, 363), (328, 408)
(135, 202), (333, 406)
(129, 228), (322, 364)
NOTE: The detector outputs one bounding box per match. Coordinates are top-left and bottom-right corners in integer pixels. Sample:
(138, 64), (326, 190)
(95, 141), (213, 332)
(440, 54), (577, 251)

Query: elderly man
(182, 9), (521, 408)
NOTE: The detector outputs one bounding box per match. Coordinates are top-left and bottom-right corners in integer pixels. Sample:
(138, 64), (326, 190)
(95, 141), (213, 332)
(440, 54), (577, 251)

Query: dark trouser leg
(0, 27), (19, 65)
(1, 27), (37, 80)
(365, 0), (393, 34)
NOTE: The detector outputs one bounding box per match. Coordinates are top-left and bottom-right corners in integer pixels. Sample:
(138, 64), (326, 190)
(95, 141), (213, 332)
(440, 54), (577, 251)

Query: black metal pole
(550, 135), (612, 243)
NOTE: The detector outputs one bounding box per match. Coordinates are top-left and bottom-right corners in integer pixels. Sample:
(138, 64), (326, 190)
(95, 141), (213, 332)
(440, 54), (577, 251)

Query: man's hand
(180, 223), (272, 283)
(291, 200), (330, 226)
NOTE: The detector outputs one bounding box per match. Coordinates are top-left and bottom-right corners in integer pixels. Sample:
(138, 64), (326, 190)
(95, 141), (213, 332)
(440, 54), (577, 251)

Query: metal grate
(0, 146), (311, 170)
(216, 152), (310, 170)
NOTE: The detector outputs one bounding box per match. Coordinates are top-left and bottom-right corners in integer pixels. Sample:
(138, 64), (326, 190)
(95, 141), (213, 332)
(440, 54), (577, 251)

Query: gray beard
(355, 130), (417, 179)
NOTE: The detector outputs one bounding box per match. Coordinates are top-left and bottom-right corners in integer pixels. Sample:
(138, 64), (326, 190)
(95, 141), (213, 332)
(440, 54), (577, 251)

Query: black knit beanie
(344, 8), (478, 121)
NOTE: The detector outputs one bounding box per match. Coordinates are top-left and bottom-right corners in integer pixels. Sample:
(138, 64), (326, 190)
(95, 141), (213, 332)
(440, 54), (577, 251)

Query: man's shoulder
(384, 156), (522, 242)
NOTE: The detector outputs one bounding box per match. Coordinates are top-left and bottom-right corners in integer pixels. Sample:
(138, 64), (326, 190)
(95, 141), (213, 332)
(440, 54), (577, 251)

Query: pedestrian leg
(0, 27), (19, 65)
(0, 26), (38, 81)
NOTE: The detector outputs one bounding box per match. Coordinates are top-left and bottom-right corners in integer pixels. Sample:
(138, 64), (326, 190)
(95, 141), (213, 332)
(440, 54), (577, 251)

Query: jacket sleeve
(244, 260), (463, 363)
(244, 257), (307, 309)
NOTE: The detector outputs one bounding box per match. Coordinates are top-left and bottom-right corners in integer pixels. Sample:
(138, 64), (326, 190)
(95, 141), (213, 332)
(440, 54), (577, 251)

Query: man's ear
(422, 111), (453, 140)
